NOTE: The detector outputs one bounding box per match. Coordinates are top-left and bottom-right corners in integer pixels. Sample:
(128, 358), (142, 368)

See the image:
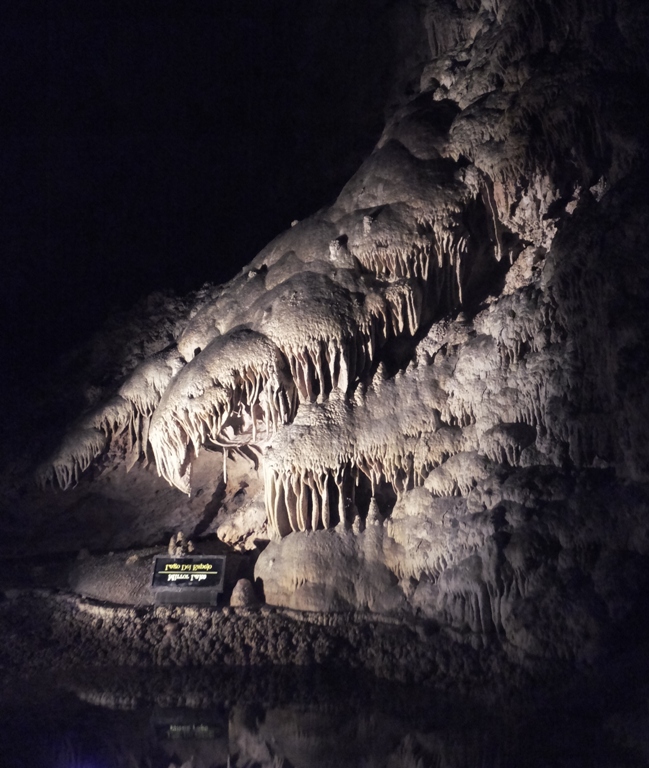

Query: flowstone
(36, 0), (649, 660)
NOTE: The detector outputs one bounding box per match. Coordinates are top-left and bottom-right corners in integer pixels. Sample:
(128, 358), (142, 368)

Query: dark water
(1, 665), (648, 768)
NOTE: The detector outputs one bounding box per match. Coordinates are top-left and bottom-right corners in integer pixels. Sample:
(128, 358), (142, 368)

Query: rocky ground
(0, 573), (647, 690)
(0, 587), (527, 685)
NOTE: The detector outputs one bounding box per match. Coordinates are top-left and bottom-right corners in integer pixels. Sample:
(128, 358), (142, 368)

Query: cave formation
(13, 0), (649, 663)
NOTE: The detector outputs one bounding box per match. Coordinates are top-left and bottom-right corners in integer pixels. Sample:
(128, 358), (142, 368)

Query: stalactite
(149, 329), (295, 494)
(37, 347), (184, 489)
(36, 428), (108, 490)
(352, 240), (434, 283)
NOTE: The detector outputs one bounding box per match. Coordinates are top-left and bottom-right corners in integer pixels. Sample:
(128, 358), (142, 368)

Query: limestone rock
(230, 578), (259, 609)
(68, 548), (158, 606)
(168, 531), (194, 556)
(255, 528), (406, 614)
(20, 0), (649, 663)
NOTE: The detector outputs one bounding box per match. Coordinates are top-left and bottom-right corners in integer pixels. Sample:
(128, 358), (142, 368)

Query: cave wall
(21, 0), (649, 661)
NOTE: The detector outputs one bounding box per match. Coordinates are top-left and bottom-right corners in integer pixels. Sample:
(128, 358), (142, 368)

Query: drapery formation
(39, 0), (646, 544)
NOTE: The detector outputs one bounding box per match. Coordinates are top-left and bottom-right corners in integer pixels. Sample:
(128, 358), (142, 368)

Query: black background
(2, 0), (397, 382)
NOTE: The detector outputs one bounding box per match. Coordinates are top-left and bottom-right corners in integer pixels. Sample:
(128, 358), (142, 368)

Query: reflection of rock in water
(2, 666), (648, 768)
(230, 704), (400, 768)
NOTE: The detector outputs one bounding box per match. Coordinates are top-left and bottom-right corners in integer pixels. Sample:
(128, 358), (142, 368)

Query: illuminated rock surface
(3, 0), (649, 672)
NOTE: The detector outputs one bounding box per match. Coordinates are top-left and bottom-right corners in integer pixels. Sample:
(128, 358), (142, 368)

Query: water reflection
(1, 665), (647, 767)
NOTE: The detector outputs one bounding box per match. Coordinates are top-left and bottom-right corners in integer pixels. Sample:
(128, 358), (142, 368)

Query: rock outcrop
(22, 0), (649, 662)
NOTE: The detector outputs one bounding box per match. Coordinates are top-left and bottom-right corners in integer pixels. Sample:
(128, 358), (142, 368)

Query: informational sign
(151, 707), (227, 741)
(151, 555), (226, 605)
(161, 723), (222, 740)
